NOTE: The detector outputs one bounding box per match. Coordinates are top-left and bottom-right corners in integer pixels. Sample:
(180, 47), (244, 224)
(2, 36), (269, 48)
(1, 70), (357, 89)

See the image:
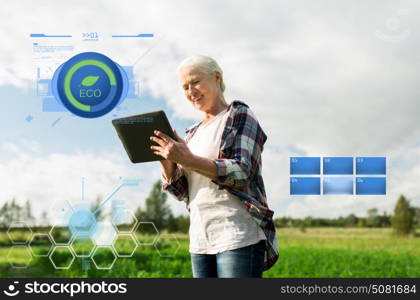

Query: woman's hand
(150, 130), (194, 167)
(152, 129), (218, 181)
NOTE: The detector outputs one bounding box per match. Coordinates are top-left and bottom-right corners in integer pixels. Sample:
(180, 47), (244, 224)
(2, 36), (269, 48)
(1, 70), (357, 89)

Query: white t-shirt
(184, 108), (266, 254)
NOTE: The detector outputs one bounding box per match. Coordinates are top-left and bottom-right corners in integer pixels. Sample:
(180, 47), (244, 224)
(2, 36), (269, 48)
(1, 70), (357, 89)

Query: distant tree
(357, 217), (366, 227)
(299, 222), (306, 232)
(377, 211), (391, 227)
(39, 210), (50, 227)
(0, 202), (10, 228)
(413, 207), (420, 227)
(143, 180), (172, 230)
(392, 195), (415, 235)
(313, 218), (330, 227)
(167, 213), (178, 233)
(23, 200), (35, 226)
(10, 199), (21, 221)
(337, 216), (346, 227)
(166, 214), (189, 233)
(274, 217), (292, 228)
(175, 215), (189, 233)
(298, 217), (312, 233)
(134, 206), (159, 234)
(274, 217), (288, 227)
(134, 207), (145, 223)
(345, 213), (358, 227)
(366, 208), (379, 227)
(0, 198), (24, 228)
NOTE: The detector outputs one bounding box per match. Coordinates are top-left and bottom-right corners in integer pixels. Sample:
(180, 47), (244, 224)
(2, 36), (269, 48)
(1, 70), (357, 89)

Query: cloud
(0, 0), (419, 217)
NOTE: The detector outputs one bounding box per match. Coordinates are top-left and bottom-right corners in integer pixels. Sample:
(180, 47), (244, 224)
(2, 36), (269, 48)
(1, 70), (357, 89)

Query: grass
(0, 227), (419, 278)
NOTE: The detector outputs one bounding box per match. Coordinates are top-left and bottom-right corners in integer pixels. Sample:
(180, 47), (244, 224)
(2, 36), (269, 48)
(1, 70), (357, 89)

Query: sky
(0, 0), (419, 222)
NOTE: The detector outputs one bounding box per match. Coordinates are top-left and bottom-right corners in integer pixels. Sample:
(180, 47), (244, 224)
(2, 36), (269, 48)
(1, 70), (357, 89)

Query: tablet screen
(112, 110), (175, 163)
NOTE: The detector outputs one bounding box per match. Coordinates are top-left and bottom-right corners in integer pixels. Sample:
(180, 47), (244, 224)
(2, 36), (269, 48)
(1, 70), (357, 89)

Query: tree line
(278, 195), (419, 235)
(0, 181), (419, 236)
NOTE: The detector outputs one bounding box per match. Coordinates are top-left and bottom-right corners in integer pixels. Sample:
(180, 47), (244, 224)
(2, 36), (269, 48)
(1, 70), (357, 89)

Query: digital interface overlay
(290, 157), (387, 195)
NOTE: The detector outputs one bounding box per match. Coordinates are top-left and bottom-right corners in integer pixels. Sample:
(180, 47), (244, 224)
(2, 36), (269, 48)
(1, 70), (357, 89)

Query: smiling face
(179, 66), (222, 113)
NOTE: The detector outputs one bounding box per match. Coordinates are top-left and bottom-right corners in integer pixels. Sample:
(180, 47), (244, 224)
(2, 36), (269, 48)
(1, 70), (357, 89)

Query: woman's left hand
(150, 130), (194, 166)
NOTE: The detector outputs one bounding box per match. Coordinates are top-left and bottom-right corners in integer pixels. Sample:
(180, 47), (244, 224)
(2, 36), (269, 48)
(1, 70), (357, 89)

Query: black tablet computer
(112, 110), (176, 163)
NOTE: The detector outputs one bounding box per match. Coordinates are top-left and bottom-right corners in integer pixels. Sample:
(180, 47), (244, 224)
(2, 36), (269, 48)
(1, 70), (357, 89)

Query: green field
(1, 227), (419, 278)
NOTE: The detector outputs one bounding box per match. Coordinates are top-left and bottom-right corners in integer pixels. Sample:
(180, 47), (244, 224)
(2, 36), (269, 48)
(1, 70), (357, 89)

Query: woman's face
(179, 66), (221, 113)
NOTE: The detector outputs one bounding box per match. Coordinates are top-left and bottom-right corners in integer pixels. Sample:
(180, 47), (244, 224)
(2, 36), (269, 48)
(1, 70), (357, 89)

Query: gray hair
(177, 55), (226, 92)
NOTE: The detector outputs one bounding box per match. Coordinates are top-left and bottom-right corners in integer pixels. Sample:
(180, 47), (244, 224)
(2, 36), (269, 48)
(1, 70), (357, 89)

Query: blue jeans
(190, 240), (266, 278)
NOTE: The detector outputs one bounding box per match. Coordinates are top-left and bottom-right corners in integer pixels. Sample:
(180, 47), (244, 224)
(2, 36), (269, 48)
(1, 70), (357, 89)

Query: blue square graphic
(290, 157), (320, 175)
(356, 157), (386, 175)
(290, 177), (320, 195)
(356, 177), (386, 195)
(323, 177), (353, 195)
(323, 157), (353, 175)
(42, 97), (67, 112)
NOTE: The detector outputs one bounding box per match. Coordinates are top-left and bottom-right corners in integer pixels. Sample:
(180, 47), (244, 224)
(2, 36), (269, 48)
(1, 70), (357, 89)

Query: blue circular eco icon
(53, 52), (126, 118)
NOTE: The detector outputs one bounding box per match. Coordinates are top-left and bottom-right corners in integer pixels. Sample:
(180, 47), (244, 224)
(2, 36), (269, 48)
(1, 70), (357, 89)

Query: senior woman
(150, 55), (278, 278)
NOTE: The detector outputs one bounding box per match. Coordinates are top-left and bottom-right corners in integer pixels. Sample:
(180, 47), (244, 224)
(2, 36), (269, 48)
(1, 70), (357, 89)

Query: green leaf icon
(81, 75), (100, 87)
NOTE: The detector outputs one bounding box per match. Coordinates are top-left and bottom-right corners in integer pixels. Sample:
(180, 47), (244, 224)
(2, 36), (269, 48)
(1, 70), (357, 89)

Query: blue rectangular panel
(356, 157), (386, 175)
(323, 157), (353, 175)
(36, 79), (51, 96)
(122, 66), (134, 79)
(290, 157), (320, 175)
(290, 177), (320, 195)
(356, 177), (386, 195)
(323, 177), (353, 195)
(42, 97), (66, 112)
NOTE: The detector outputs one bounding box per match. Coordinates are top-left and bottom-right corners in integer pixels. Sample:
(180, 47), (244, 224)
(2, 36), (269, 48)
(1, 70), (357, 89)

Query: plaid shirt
(162, 100), (278, 271)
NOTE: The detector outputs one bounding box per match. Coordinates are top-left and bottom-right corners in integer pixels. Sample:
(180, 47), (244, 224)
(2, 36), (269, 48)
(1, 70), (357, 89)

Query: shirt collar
(184, 100), (248, 134)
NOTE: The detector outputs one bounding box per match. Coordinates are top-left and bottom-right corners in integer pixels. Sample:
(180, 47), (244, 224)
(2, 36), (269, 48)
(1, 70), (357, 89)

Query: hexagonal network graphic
(91, 246), (117, 270)
(6, 179), (142, 271)
(49, 246), (75, 269)
(112, 209), (138, 233)
(134, 222), (159, 245)
(7, 246), (32, 268)
(49, 199), (74, 226)
(68, 208), (97, 238)
(29, 233), (54, 257)
(113, 233), (138, 257)
(49, 225), (74, 245)
(92, 221), (118, 246)
(7, 221), (32, 244)
(70, 236), (96, 257)
(154, 234), (181, 258)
